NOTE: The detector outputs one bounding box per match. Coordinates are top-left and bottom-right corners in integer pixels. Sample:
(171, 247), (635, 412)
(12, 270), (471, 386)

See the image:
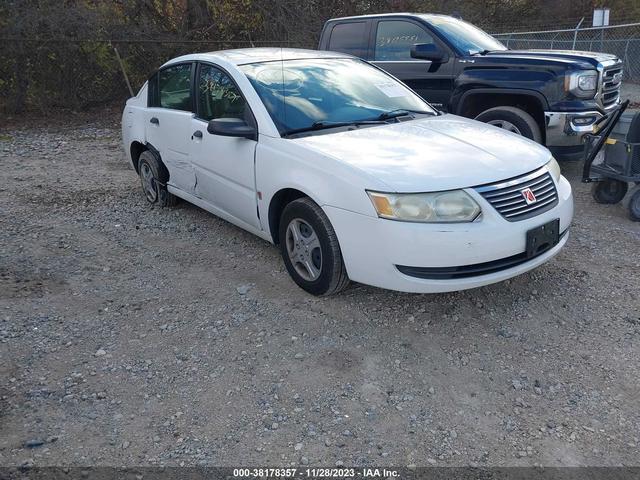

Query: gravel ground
(1, 115), (639, 469)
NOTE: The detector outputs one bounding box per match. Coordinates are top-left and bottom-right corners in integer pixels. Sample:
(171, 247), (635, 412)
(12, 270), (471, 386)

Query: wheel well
(268, 188), (307, 244)
(130, 141), (146, 173)
(459, 93), (546, 143)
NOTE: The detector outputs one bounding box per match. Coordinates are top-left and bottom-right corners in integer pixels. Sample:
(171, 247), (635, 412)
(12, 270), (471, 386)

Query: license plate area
(526, 219), (560, 258)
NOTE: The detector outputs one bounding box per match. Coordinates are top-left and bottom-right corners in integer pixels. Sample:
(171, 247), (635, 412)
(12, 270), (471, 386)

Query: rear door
(370, 19), (455, 111)
(145, 63), (197, 194)
(320, 20), (371, 59)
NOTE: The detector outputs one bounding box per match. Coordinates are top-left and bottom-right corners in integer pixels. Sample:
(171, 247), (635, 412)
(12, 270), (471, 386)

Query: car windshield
(423, 15), (507, 55)
(240, 58), (435, 136)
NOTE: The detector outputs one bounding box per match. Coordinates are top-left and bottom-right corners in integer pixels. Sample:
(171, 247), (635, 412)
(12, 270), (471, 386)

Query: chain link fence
(0, 38), (291, 113)
(493, 22), (640, 82)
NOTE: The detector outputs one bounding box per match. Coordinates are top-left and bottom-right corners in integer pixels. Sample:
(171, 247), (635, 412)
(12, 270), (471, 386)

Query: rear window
(328, 22), (367, 58)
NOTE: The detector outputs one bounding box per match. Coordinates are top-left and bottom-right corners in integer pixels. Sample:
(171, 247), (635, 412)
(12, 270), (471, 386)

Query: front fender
(255, 135), (385, 238)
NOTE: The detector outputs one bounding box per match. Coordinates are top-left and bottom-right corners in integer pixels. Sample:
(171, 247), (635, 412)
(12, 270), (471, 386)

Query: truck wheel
(138, 150), (177, 207)
(279, 197), (349, 296)
(627, 187), (640, 221)
(591, 179), (628, 204)
(475, 107), (542, 143)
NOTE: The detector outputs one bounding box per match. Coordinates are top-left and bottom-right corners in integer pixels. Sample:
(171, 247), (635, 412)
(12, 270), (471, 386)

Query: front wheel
(279, 197), (349, 296)
(475, 106), (542, 143)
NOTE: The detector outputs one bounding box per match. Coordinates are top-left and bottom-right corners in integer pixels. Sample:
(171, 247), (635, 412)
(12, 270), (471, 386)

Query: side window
(328, 22), (367, 57)
(147, 73), (159, 107)
(375, 21), (434, 61)
(197, 64), (247, 122)
(158, 64), (192, 111)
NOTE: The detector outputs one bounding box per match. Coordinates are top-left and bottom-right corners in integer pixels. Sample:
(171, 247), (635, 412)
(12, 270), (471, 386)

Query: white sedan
(122, 48), (573, 295)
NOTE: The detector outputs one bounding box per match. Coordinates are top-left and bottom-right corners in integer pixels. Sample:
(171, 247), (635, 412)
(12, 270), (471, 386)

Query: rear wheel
(475, 106), (542, 143)
(591, 179), (628, 204)
(627, 187), (640, 221)
(279, 197), (349, 296)
(138, 150), (177, 207)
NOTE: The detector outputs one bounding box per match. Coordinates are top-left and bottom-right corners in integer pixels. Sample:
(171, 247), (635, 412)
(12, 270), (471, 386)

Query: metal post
(623, 39), (630, 78)
(572, 17), (584, 49)
(112, 42), (134, 98)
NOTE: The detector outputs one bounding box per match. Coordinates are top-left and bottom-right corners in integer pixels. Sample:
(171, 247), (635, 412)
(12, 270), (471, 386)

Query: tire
(475, 106), (542, 143)
(591, 179), (628, 204)
(627, 187), (640, 221)
(138, 150), (177, 207)
(278, 197), (349, 296)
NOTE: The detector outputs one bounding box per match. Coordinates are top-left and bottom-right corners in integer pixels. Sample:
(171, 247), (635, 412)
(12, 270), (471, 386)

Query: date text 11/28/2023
(232, 468), (400, 478)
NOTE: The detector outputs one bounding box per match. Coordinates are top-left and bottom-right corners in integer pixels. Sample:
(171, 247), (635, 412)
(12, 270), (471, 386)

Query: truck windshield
(424, 15), (507, 56)
(240, 58), (435, 136)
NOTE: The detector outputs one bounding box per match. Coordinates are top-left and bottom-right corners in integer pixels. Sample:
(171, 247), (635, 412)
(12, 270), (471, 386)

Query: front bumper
(324, 176), (573, 293)
(545, 110), (605, 148)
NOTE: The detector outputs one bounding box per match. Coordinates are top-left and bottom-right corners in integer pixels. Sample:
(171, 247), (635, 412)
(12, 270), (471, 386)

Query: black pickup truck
(318, 13), (624, 158)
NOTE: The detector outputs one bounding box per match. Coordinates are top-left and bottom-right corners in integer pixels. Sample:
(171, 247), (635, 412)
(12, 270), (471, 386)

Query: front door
(145, 63), (196, 194)
(371, 19), (455, 111)
(189, 63), (260, 229)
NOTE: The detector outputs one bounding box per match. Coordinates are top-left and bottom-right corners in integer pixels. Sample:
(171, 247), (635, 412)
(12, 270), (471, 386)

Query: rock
(271, 422), (279, 430)
(236, 285), (252, 295)
(301, 456), (309, 465)
(24, 439), (45, 448)
(294, 442), (303, 451)
(95, 349), (106, 357)
(428, 387), (435, 395)
(512, 379), (524, 390)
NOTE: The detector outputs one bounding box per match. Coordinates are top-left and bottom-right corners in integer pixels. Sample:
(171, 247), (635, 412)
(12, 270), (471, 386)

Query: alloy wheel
(487, 119), (522, 135)
(285, 218), (322, 282)
(140, 162), (158, 202)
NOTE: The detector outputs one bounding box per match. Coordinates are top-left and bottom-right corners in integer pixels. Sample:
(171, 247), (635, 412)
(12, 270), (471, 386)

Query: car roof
(163, 48), (353, 67)
(326, 12), (453, 22)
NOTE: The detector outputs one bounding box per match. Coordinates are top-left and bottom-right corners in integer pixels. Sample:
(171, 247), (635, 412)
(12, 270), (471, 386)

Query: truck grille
(600, 63), (623, 109)
(474, 167), (558, 222)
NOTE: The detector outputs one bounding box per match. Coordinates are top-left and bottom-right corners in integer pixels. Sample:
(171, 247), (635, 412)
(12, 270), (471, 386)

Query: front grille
(475, 167), (558, 222)
(600, 63), (623, 109)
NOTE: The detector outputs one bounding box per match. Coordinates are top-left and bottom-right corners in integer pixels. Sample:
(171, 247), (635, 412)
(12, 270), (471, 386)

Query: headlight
(546, 158), (561, 182)
(566, 70), (598, 98)
(367, 190), (481, 223)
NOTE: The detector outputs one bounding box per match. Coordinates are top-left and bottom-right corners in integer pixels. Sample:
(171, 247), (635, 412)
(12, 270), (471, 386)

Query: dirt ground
(1, 112), (639, 469)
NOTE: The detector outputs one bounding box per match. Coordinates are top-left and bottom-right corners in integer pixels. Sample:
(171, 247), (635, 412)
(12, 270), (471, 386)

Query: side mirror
(410, 43), (449, 63)
(207, 118), (257, 141)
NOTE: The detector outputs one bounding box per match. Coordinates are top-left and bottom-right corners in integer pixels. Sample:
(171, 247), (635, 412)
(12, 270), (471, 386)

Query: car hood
(292, 115), (552, 192)
(484, 49), (619, 68)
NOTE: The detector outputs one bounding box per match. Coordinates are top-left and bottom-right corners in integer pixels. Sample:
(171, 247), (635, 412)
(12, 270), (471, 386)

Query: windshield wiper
(471, 49), (492, 56)
(283, 120), (386, 137)
(377, 109), (436, 120)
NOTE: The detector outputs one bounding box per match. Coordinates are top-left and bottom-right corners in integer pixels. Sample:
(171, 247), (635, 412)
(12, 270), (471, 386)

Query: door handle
(192, 130), (203, 140)
(150, 117), (159, 125)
